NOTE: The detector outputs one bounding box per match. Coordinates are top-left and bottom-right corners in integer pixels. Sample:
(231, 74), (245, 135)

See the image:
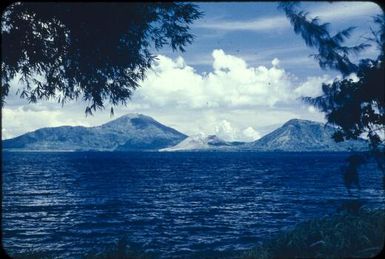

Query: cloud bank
(2, 49), (328, 141)
(135, 49), (304, 109)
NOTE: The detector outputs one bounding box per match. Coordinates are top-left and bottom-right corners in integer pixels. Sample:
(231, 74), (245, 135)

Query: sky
(2, 2), (384, 141)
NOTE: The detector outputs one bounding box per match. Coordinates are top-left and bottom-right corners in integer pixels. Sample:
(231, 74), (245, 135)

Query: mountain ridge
(241, 119), (367, 152)
(3, 115), (368, 152)
(3, 113), (187, 151)
(160, 119), (368, 152)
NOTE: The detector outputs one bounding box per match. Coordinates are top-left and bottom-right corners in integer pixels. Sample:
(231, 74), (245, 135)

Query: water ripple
(2, 152), (384, 258)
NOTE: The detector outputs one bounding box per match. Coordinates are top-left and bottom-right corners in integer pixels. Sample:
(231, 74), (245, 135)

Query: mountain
(159, 134), (243, 152)
(3, 117), (369, 152)
(161, 119), (367, 152)
(3, 114), (187, 151)
(242, 119), (368, 152)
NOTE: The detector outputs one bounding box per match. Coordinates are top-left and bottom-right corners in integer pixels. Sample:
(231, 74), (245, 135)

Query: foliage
(279, 2), (385, 187)
(1, 2), (202, 114)
(278, 2), (370, 76)
(242, 209), (385, 259)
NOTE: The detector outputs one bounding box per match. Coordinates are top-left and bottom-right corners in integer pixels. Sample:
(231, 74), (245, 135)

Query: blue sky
(2, 2), (384, 141)
(163, 2), (381, 77)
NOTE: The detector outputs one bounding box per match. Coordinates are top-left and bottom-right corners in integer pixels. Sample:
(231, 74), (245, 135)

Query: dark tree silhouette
(279, 2), (385, 189)
(1, 2), (202, 114)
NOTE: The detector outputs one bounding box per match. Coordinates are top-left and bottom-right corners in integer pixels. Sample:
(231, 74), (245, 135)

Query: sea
(2, 151), (384, 258)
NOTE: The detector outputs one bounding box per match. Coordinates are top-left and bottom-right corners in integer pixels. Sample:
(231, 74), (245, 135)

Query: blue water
(2, 152), (384, 258)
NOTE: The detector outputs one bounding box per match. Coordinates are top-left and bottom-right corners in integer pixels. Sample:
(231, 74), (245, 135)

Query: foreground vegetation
(242, 209), (385, 259)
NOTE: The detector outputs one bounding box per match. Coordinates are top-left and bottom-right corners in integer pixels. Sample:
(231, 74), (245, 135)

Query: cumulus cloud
(134, 49), (300, 110)
(214, 120), (261, 142)
(271, 58), (280, 67)
(215, 120), (238, 141)
(294, 75), (331, 98)
(307, 105), (317, 113)
(242, 127), (261, 141)
(2, 49), (329, 141)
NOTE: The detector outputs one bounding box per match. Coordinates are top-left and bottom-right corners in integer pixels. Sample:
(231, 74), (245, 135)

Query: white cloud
(215, 120), (238, 141)
(2, 49), (330, 141)
(293, 72), (361, 102)
(242, 127), (261, 141)
(294, 75), (331, 98)
(128, 50), (328, 139)
(272, 58), (280, 67)
(307, 105), (317, 113)
(135, 49), (297, 110)
(214, 120), (261, 142)
(346, 73), (360, 83)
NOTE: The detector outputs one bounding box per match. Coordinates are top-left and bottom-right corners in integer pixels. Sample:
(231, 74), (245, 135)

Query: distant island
(2, 113), (368, 152)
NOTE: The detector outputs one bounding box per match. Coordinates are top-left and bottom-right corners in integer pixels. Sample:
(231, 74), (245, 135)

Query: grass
(241, 209), (385, 259)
